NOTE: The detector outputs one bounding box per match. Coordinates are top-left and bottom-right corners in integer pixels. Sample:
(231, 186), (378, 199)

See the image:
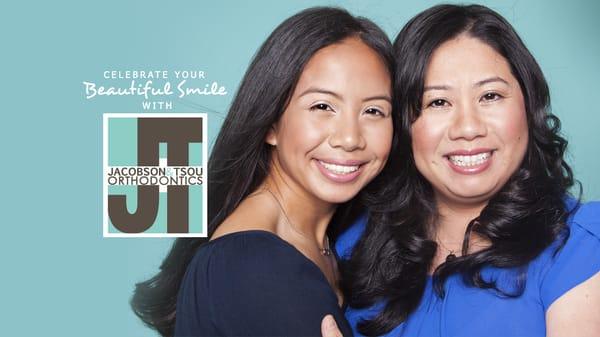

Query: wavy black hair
(340, 4), (579, 336)
(129, 7), (394, 337)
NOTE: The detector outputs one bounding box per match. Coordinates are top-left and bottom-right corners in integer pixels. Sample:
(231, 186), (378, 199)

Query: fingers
(321, 314), (344, 337)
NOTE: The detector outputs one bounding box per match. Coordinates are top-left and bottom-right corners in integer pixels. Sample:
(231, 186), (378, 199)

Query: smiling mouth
(315, 159), (366, 183)
(444, 149), (495, 174)
(447, 152), (492, 167)
(318, 160), (360, 175)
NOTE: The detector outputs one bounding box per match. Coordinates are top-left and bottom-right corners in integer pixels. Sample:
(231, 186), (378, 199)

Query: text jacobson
(107, 167), (203, 177)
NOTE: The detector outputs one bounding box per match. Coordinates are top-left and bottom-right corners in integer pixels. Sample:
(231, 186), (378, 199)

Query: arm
(546, 270), (600, 337)
(542, 202), (600, 337)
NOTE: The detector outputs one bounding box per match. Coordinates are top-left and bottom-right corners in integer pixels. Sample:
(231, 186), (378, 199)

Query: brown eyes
(428, 99), (449, 108)
(310, 103), (333, 111)
(480, 92), (503, 102)
(310, 104), (386, 117)
(365, 107), (386, 117)
(426, 92), (504, 108)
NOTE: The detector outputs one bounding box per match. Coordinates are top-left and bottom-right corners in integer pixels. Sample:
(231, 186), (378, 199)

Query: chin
(315, 188), (360, 204)
(448, 177), (498, 194)
(444, 186), (497, 205)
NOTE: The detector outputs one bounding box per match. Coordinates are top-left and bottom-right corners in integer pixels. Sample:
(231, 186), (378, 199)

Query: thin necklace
(263, 188), (332, 256)
(436, 236), (458, 262)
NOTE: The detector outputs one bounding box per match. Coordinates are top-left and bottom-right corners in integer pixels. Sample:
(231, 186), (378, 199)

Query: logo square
(103, 113), (208, 237)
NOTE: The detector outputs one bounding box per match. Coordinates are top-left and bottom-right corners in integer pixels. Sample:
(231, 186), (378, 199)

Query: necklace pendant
(445, 253), (457, 262)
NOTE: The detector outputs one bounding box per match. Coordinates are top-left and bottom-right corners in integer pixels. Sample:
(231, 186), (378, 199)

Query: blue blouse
(335, 201), (600, 337)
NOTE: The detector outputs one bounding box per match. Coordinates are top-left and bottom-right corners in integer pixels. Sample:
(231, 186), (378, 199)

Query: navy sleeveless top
(175, 230), (353, 336)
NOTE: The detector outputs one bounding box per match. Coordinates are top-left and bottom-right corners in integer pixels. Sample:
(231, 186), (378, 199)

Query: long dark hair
(130, 7), (394, 337)
(341, 4), (578, 336)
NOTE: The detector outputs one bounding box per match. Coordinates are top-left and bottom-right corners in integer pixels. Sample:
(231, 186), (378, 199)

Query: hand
(321, 314), (344, 337)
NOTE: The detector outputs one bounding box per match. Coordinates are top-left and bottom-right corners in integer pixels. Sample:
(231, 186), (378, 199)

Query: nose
(328, 114), (366, 151)
(448, 102), (487, 140)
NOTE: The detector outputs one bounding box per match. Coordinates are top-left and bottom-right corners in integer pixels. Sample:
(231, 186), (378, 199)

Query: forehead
(425, 35), (514, 84)
(293, 37), (391, 93)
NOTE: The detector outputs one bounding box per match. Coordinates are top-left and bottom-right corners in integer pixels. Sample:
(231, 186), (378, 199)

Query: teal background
(3, 0), (598, 336)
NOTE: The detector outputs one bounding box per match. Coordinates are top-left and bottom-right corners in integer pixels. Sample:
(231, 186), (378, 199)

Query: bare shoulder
(546, 270), (600, 337)
(211, 192), (279, 240)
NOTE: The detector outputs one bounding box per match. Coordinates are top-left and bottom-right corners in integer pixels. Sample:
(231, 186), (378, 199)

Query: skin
(212, 36), (393, 306)
(322, 314), (343, 337)
(547, 271), (600, 336)
(321, 34), (600, 337)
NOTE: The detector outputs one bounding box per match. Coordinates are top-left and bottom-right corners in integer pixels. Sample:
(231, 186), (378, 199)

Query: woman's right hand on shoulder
(321, 315), (345, 337)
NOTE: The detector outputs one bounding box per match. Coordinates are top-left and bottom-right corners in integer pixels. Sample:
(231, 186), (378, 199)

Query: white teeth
(319, 161), (359, 174)
(448, 152), (491, 167)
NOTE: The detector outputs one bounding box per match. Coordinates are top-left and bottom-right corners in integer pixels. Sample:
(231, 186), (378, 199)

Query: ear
(265, 124), (278, 146)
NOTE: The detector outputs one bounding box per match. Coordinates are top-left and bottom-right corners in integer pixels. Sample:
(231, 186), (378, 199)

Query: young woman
(328, 4), (600, 337)
(131, 7), (396, 337)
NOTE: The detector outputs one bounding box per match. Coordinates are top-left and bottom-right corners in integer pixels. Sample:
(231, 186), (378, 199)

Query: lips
(315, 159), (366, 183)
(448, 152), (490, 167)
(444, 148), (494, 174)
(319, 160), (359, 174)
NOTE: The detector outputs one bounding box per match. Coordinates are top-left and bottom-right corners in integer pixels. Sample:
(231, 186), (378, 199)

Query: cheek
(363, 120), (393, 158)
(278, 113), (327, 153)
(496, 101), (529, 153)
(411, 117), (442, 163)
(277, 111), (329, 165)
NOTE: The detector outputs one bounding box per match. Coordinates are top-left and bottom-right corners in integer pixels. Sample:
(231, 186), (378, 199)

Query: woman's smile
(314, 158), (367, 183)
(444, 148), (495, 174)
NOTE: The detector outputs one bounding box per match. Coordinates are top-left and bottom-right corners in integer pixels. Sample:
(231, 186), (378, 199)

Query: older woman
(326, 4), (600, 337)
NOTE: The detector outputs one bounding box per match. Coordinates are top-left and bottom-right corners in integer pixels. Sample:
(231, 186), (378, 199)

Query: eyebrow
(474, 76), (509, 87)
(298, 87), (391, 103)
(423, 76), (510, 92)
(423, 85), (450, 92)
(298, 87), (343, 100)
(363, 95), (392, 104)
